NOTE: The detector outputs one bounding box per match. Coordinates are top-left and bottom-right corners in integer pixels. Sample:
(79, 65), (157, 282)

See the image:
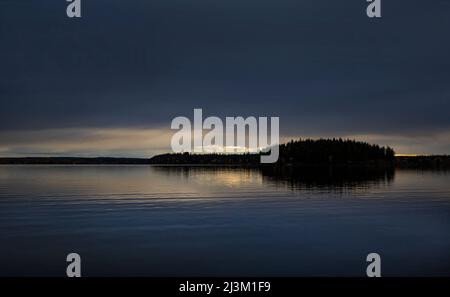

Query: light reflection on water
(0, 165), (449, 276)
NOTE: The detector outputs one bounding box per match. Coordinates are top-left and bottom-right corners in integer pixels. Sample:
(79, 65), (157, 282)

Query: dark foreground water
(0, 165), (449, 276)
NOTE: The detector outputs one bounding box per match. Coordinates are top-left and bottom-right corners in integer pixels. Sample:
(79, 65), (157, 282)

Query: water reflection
(152, 166), (262, 187)
(1, 165), (450, 276)
(261, 165), (395, 192)
(153, 165), (395, 193)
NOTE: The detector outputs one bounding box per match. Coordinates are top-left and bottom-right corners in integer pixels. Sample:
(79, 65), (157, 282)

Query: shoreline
(1, 156), (449, 170)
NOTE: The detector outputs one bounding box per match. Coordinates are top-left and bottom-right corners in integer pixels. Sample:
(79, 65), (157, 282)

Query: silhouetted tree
(149, 139), (396, 165)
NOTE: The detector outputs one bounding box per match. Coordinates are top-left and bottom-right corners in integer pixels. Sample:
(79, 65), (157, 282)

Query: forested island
(149, 139), (449, 170)
(149, 139), (395, 166)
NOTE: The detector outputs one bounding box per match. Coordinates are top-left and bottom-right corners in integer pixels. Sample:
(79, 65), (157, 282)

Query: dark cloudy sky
(1, 0), (449, 157)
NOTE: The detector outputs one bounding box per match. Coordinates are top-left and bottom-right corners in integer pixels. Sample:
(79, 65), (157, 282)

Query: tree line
(149, 138), (395, 165)
(276, 138), (395, 165)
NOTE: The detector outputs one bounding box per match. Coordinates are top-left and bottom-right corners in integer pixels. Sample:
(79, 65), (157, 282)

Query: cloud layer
(1, 0), (449, 155)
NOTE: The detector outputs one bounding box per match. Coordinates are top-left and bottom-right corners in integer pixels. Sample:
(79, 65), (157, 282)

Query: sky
(1, 0), (450, 157)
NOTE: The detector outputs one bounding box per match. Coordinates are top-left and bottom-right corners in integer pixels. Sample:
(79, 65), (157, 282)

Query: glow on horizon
(1, 128), (450, 157)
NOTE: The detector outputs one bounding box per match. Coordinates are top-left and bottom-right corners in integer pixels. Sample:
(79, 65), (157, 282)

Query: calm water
(0, 165), (449, 276)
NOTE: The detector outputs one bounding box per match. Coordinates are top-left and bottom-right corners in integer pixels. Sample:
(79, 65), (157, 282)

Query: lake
(0, 165), (449, 276)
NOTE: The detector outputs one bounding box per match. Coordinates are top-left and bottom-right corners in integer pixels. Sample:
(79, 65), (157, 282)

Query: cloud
(0, 0), (449, 154)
